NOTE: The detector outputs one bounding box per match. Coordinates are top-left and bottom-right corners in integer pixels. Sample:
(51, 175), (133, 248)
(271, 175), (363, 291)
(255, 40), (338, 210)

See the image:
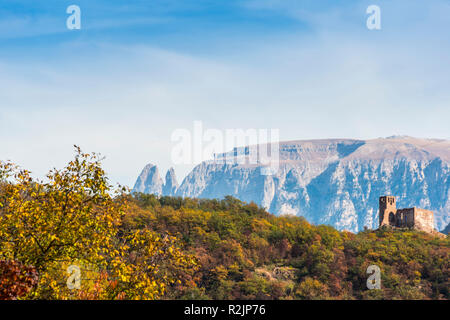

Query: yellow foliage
(0, 146), (197, 300)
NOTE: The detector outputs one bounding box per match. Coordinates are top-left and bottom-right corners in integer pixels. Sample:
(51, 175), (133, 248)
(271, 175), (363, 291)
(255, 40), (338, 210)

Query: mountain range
(133, 136), (450, 233)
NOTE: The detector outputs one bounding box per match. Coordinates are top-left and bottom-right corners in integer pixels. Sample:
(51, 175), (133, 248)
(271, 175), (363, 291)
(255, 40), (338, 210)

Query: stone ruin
(379, 196), (436, 233)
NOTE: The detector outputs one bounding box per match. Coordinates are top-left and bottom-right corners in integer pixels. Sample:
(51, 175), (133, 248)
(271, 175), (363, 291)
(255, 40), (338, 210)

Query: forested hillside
(0, 148), (448, 300)
(127, 194), (449, 300)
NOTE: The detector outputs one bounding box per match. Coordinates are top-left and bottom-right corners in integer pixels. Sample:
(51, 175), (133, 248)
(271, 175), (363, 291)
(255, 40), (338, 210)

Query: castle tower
(379, 196), (396, 227)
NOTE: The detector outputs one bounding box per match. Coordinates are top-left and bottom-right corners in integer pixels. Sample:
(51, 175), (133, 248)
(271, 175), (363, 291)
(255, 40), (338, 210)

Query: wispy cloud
(0, 0), (449, 186)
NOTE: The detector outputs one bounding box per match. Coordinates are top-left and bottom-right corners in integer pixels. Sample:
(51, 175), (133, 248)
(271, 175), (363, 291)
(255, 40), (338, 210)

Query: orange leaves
(0, 260), (38, 300)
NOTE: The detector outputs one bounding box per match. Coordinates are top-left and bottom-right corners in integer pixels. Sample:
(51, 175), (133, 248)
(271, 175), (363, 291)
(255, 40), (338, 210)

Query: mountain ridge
(133, 136), (450, 232)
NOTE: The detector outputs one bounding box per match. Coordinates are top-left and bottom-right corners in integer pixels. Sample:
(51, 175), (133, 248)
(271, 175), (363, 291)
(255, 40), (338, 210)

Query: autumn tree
(0, 146), (196, 299)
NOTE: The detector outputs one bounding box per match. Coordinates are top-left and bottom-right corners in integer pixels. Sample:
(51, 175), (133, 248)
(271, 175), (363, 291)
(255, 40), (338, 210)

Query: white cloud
(1, 1), (449, 186)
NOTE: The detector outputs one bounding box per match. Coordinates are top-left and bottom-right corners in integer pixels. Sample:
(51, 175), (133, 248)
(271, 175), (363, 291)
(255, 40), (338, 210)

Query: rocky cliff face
(163, 167), (179, 196)
(133, 164), (163, 195)
(133, 164), (178, 197)
(133, 137), (450, 232)
(442, 223), (450, 235)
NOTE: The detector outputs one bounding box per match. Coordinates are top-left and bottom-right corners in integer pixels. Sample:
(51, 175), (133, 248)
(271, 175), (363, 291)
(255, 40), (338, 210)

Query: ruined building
(379, 196), (435, 233)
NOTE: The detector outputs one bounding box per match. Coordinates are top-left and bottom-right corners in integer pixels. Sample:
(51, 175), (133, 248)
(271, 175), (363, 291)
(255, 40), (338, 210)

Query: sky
(0, 0), (449, 187)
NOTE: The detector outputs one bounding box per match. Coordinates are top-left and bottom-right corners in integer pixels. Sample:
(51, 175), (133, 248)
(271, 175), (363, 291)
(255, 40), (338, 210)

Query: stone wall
(378, 196), (436, 234)
(413, 208), (435, 233)
(396, 208), (415, 228)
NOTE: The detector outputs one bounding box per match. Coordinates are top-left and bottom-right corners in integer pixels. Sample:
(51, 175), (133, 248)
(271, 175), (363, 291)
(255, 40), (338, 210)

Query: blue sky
(0, 0), (449, 186)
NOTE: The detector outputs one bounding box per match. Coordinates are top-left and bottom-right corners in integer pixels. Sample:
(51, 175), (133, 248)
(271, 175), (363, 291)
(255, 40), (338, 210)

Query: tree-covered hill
(126, 193), (449, 300)
(0, 148), (448, 300)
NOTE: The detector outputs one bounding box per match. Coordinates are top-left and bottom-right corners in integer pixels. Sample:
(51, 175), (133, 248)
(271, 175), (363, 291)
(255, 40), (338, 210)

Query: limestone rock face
(442, 223), (450, 235)
(134, 136), (450, 232)
(133, 164), (163, 195)
(163, 167), (179, 196)
(133, 165), (179, 196)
